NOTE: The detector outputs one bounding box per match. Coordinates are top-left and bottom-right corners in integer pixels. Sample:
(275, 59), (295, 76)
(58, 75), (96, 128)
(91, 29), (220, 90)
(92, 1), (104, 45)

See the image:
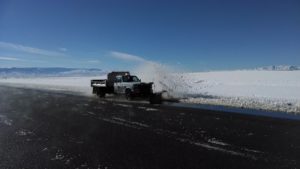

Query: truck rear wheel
(98, 91), (105, 98)
(97, 89), (106, 98)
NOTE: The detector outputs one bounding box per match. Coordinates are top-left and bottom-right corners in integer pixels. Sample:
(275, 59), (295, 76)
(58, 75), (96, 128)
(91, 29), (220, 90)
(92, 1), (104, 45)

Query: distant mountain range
(256, 65), (300, 71)
(0, 67), (105, 78)
(0, 65), (299, 78)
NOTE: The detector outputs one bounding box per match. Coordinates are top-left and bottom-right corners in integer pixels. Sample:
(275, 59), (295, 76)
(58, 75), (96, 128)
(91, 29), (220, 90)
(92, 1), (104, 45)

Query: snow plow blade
(149, 93), (162, 104)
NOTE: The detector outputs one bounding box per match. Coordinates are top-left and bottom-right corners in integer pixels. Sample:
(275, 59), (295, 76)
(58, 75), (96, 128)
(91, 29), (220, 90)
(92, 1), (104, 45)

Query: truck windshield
(123, 76), (140, 82)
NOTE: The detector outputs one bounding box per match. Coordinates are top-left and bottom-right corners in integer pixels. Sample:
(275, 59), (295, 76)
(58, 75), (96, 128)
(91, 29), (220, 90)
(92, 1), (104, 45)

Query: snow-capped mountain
(0, 67), (105, 78)
(256, 65), (300, 71)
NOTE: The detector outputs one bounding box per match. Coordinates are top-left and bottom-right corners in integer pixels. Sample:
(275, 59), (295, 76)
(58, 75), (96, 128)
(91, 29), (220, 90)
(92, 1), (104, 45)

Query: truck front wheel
(125, 89), (133, 100)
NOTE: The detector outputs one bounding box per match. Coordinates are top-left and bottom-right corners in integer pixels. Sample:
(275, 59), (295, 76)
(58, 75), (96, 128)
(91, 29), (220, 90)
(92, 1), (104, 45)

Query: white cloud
(59, 48), (67, 52)
(0, 41), (66, 57)
(110, 51), (147, 62)
(0, 56), (22, 61)
(87, 60), (101, 63)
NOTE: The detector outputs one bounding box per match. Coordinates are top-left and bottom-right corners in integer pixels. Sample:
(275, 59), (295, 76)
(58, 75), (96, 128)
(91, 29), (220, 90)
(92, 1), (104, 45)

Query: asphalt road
(0, 86), (299, 169)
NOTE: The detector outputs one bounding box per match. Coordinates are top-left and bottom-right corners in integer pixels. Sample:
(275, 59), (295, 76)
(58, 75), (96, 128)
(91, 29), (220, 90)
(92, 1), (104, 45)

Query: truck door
(119, 76), (130, 94)
(114, 76), (122, 93)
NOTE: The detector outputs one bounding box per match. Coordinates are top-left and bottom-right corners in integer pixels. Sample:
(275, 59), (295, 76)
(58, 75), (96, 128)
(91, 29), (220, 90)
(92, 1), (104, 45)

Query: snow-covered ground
(176, 71), (300, 114)
(0, 70), (300, 114)
(0, 76), (105, 96)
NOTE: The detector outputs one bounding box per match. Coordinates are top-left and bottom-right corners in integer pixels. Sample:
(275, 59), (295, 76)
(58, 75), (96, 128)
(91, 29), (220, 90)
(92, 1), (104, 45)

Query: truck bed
(91, 79), (107, 87)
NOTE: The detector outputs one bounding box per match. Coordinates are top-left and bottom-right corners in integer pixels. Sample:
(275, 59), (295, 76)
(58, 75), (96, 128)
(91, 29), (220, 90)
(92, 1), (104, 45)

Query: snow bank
(134, 69), (300, 114)
(0, 76), (105, 96)
(1, 70), (300, 114)
(178, 71), (300, 114)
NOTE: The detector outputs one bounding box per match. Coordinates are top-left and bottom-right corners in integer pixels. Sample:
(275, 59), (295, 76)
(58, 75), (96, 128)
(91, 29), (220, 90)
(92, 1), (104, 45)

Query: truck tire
(97, 89), (106, 98)
(125, 89), (133, 100)
(149, 93), (162, 104)
(99, 92), (105, 98)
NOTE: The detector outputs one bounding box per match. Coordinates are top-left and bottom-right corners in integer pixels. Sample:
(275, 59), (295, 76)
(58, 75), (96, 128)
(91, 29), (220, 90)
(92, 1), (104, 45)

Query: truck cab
(91, 71), (161, 103)
(114, 75), (141, 94)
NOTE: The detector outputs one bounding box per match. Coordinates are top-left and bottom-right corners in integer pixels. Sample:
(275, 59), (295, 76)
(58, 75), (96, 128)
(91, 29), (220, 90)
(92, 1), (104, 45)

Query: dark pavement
(0, 85), (299, 169)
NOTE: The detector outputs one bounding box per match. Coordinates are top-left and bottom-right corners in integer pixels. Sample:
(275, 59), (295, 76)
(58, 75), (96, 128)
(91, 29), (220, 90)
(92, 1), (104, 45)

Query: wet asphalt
(0, 85), (299, 169)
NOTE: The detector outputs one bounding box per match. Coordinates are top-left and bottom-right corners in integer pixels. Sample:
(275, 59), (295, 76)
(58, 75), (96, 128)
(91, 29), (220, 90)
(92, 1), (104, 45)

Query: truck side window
(132, 76), (139, 82)
(115, 76), (121, 83)
(123, 75), (130, 82)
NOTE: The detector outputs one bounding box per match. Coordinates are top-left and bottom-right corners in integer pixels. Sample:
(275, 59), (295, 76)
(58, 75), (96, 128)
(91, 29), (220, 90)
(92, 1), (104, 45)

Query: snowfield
(177, 71), (300, 114)
(0, 76), (105, 96)
(0, 70), (300, 114)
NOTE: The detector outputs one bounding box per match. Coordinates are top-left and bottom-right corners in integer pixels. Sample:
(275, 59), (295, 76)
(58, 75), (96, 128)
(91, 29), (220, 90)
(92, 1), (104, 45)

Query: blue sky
(0, 0), (299, 71)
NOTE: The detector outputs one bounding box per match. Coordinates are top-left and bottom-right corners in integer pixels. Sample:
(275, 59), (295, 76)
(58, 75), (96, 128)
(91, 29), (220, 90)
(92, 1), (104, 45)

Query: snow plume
(133, 61), (188, 98)
(110, 51), (188, 97)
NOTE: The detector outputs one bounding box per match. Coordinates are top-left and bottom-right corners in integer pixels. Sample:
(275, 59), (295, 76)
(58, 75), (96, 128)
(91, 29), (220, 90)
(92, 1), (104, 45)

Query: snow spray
(132, 61), (189, 99)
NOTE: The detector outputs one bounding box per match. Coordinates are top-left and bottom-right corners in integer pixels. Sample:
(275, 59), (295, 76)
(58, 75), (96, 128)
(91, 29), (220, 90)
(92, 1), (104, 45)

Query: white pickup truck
(91, 71), (162, 104)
